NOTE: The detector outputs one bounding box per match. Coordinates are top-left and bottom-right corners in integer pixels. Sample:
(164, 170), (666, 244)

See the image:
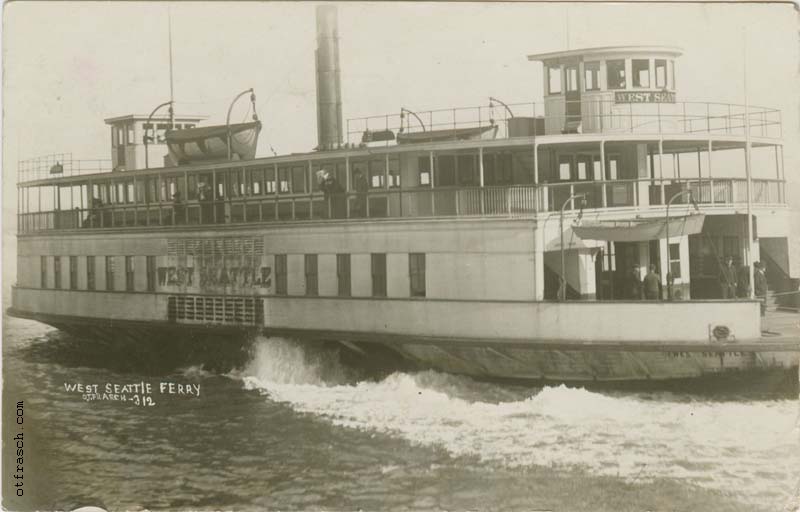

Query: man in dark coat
(754, 261), (768, 316)
(627, 263), (642, 300)
(719, 256), (737, 299)
(643, 264), (662, 300)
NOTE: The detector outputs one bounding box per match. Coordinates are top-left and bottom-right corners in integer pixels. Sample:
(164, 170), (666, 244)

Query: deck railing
(17, 153), (113, 184)
(16, 178), (786, 234)
(347, 100), (782, 146)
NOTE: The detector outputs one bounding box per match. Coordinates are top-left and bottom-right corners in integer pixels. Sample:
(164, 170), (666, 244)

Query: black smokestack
(315, 5), (343, 151)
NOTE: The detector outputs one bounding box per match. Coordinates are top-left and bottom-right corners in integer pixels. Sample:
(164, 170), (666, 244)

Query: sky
(2, 1), (799, 284)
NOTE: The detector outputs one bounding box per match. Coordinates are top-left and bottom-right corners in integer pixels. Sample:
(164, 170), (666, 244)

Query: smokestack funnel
(315, 5), (343, 151)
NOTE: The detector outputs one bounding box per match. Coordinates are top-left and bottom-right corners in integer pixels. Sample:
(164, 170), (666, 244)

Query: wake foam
(241, 336), (800, 507)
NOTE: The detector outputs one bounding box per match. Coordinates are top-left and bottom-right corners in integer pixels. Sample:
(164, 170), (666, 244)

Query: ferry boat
(10, 6), (800, 384)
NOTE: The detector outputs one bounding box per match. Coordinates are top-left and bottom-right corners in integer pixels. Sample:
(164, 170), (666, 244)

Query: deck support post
(479, 146), (485, 214)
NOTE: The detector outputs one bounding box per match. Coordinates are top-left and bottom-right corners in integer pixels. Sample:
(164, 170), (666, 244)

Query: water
(3, 315), (799, 511)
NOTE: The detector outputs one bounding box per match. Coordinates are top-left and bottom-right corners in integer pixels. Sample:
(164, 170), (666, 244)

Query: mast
(743, 27), (755, 299)
(168, 5), (175, 129)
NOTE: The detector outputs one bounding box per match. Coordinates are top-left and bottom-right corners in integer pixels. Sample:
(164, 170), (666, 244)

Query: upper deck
(15, 43), (788, 235)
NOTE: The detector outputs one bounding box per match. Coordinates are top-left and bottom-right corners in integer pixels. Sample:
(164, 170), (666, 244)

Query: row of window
(111, 122), (196, 148)
(38, 253), (427, 298)
(41, 255), (156, 292)
(20, 152), (536, 214)
(274, 253), (427, 298)
(547, 59), (674, 95)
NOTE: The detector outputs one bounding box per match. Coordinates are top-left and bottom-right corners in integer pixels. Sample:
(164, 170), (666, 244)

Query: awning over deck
(573, 215), (705, 242)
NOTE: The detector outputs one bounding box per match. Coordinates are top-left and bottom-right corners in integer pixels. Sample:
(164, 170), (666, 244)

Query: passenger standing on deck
(754, 261), (768, 316)
(627, 263), (643, 300)
(172, 191), (184, 225)
(643, 264), (661, 300)
(736, 262), (751, 298)
(353, 170), (368, 218)
(719, 256), (737, 299)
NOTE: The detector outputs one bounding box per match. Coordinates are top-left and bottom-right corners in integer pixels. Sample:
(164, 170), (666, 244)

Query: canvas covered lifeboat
(166, 120), (262, 164)
(396, 124), (498, 145)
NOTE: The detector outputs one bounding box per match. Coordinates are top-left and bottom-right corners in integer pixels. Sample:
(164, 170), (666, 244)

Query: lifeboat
(166, 121), (261, 164)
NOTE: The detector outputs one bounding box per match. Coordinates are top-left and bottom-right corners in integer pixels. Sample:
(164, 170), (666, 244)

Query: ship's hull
(9, 307), (798, 393)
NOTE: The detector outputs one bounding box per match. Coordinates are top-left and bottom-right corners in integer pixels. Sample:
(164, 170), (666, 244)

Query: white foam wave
(241, 337), (800, 506)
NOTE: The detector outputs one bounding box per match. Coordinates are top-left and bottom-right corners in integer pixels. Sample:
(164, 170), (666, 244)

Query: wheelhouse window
(371, 253), (387, 297)
(304, 254), (318, 296)
(547, 65), (562, 95)
(87, 255), (95, 291)
(275, 254), (287, 296)
(336, 254), (351, 297)
(106, 256), (115, 291)
(669, 60), (675, 90)
(607, 60), (626, 89)
(584, 62), (600, 91)
(409, 253), (426, 298)
(655, 59), (667, 89)
(565, 66), (579, 93)
(632, 59), (650, 88)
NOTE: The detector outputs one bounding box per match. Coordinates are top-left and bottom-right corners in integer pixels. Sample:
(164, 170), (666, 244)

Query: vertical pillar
(600, 140), (607, 207)
(658, 139), (665, 204)
(344, 157), (351, 218)
(533, 226), (545, 300)
(429, 151), (435, 215)
(479, 146), (485, 214)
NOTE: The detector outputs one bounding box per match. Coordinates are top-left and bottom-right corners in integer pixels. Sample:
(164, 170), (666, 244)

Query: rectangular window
(371, 253), (387, 297)
(655, 59), (667, 88)
(409, 253), (426, 298)
(69, 256), (77, 290)
(106, 256), (115, 291)
(304, 254), (318, 296)
(584, 62), (600, 91)
(87, 256), (96, 291)
(418, 157), (431, 186)
(669, 243), (682, 279)
(606, 156), (619, 180)
(547, 65), (562, 94)
(275, 254), (288, 296)
(565, 66), (578, 93)
(41, 256), (48, 288)
(435, 156), (455, 187)
(607, 59), (626, 90)
(291, 166), (306, 194)
(53, 256), (61, 289)
(558, 155), (572, 181)
(369, 160), (386, 188)
(125, 256), (135, 291)
(632, 59), (650, 88)
(337, 254), (351, 297)
(388, 158), (401, 188)
(146, 256), (156, 292)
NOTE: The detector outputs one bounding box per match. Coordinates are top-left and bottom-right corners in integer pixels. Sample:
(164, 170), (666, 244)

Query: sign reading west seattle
(614, 91), (676, 104)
